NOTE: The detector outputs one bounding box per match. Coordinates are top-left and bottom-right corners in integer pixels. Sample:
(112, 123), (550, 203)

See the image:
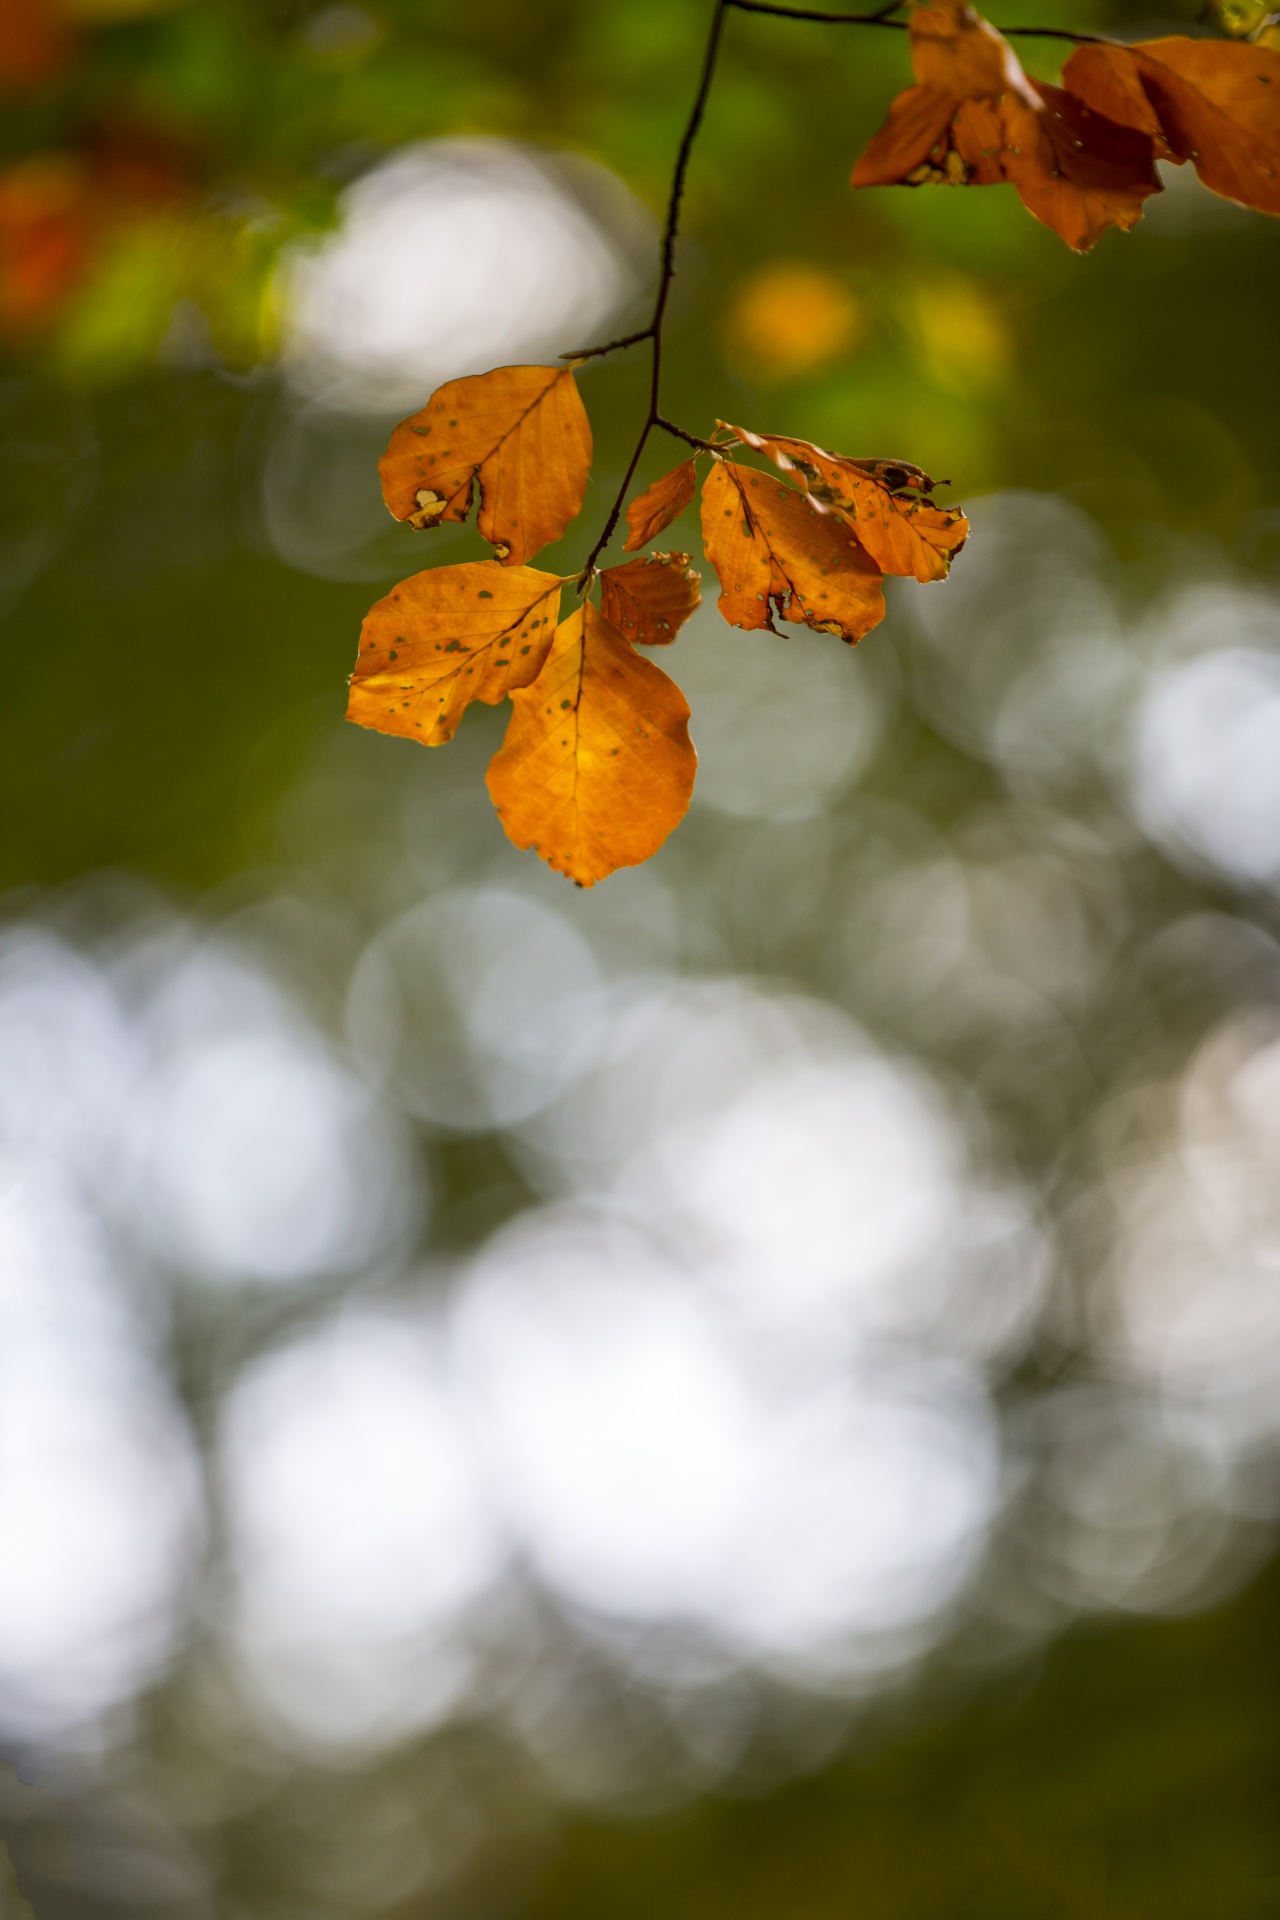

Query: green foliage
(527, 1569), (1280, 1920)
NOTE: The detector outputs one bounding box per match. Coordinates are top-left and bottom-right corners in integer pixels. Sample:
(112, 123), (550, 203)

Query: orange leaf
(623, 458), (697, 550)
(723, 424), (967, 583)
(700, 459), (885, 644)
(956, 86), (1162, 251)
(379, 365), (592, 567)
(909, 0), (1040, 103)
(599, 551), (702, 646)
(852, 83), (964, 187)
(1065, 37), (1280, 216)
(347, 561), (562, 748)
(486, 603), (697, 888)
(852, 0), (1163, 250)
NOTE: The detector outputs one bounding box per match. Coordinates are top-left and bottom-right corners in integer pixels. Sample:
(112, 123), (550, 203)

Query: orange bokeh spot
(725, 262), (862, 379)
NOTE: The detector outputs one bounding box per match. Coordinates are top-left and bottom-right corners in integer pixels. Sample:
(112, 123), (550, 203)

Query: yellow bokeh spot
(1213, 0), (1274, 36)
(725, 261), (862, 379)
(902, 274), (1010, 392)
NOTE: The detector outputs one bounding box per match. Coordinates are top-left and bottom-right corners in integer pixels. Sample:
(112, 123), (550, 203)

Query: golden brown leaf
(723, 424), (967, 583)
(347, 561), (562, 748)
(700, 459), (885, 644)
(852, 83), (964, 188)
(486, 603), (697, 887)
(379, 365), (592, 567)
(599, 552), (702, 646)
(1064, 37), (1280, 216)
(852, 0), (1163, 250)
(623, 459), (697, 550)
(954, 86), (1162, 251)
(909, 0), (1039, 102)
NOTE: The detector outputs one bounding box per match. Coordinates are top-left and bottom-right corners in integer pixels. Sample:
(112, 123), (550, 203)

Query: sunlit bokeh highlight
(282, 140), (650, 413)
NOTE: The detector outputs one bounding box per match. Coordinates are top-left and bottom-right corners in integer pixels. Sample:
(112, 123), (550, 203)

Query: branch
(577, 0), (731, 587)
(560, 327), (653, 363)
(655, 415), (719, 451)
(728, 1), (906, 22)
(571, 0), (1116, 592)
(999, 24), (1114, 39)
(729, 0), (1116, 40)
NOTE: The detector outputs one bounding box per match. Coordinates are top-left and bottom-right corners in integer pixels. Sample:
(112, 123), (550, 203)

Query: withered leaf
(956, 85), (1163, 251)
(623, 459), (698, 550)
(701, 459), (885, 644)
(379, 365), (592, 567)
(853, 0), (1163, 251)
(723, 424), (967, 583)
(347, 561), (562, 747)
(486, 603), (697, 887)
(599, 551), (702, 646)
(1064, 37), (1280, 216)
(909, 0), (1040, 101)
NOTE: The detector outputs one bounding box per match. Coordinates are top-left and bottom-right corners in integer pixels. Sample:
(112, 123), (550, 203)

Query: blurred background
(2, 0), (1280, 1914)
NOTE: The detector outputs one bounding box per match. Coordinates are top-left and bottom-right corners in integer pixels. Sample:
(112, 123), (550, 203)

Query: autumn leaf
(722, 424), (967, 583)
(347, 560), (562, 747)
(379, 365), (592, 567)
(623, 459), (697, 550)
(1064, 37), (1280, 217)
(486, 602), (697, 887)
(599, 551), (702, 646)
(701, 458), (885, 643)
(852, 0), (1163, 251)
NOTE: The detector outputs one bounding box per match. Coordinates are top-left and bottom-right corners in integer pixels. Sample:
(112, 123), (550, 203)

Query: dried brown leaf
(701, 459), (885, 644)
(379, 365), (591, 567)
(1065, 37), (1280, 215)
(852, 0), (1163, 250)
(723, 425), (967, 583)
(486, 603), (697, 887)
(599, 551), (702, 646)
(623, 459), (698, 550)
(347, 561), (562, 747)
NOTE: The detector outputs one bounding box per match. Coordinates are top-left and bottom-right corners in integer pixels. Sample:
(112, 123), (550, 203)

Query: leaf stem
(577, 0), (731, 589)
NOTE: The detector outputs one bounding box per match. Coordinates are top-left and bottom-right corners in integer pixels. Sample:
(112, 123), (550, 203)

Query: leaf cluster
(853, 0), (1280, 252)
(347, 0), (1280, 887)
(349, 364), (967, 885)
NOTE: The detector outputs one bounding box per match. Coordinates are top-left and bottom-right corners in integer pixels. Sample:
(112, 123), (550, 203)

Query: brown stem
(729, 1), (906, 25)
(655, 415), (718, 452)
(998, 24), (1114, 40)
(560, 327), (653, 363)
(730, 1), (1116, 40)
(571, 0), (1116, 592)
(577, 0), (730, 589)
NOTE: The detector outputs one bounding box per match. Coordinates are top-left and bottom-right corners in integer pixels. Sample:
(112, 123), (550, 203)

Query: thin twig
(730, 0), (1116, 41)
(572, 0), (1116, 590)
(728, 0), (905, 23)
(999, 24), (1113, 39)
(559, 327), (653, 363)
(577, 0), (731, 588)
(655, 415), (719, 452)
